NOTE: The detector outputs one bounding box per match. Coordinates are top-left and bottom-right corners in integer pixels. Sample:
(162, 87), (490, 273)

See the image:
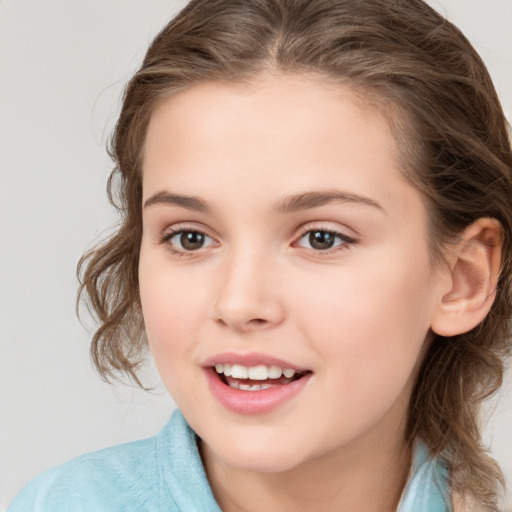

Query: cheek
(290, 250), (435, 390)
(138, 253), (210, 380)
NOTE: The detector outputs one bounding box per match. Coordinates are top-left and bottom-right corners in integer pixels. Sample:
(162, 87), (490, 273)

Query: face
(139, 74), (448, 473)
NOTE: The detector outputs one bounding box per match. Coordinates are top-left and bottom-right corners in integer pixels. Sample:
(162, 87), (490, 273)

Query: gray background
(1, 0), (511, 509)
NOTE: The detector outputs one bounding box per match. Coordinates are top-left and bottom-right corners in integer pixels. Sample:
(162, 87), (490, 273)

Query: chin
(203, 435), (307, 474)
(223, 451), (304, 474)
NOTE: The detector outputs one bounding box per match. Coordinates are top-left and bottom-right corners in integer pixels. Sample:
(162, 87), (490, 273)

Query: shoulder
(7, 410), (220, 512)
(7, 436), (160, 512)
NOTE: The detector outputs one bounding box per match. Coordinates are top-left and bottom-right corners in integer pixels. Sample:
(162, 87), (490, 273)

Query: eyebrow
(144, 192), (209, 212)
(143, 190), (384, 214)
(271, 190), (384, 214)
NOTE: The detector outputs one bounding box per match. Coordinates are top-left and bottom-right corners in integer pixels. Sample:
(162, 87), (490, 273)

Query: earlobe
(431, 218), (502, 337)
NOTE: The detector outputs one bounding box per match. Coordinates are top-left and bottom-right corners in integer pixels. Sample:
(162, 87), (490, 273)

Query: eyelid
(157, 222), (357, 257)
(160, 219), (216, 236)
(292, 224), (357, 253)
(159, 223), (218, 255)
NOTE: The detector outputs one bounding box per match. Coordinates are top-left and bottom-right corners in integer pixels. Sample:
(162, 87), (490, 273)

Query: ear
(431, 218), (502, 337)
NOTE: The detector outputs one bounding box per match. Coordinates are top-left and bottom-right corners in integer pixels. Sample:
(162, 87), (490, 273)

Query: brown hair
(78, 0), (512, 508)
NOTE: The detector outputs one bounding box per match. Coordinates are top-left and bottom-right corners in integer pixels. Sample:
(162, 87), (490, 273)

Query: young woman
(8, 0), (512, 510)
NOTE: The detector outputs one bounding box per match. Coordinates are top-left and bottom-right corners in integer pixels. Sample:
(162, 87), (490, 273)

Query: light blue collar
(398, 438), (452, 512)
(161, 410), (452, 512)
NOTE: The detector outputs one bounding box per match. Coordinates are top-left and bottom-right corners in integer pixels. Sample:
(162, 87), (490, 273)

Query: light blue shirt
(8, 409), (452, 511)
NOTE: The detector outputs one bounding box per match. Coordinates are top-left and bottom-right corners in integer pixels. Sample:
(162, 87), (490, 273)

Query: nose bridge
(213, 242), (284, 330)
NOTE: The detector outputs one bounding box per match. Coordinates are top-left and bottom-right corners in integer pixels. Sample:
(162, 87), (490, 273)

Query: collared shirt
(7, 409), (452, 512)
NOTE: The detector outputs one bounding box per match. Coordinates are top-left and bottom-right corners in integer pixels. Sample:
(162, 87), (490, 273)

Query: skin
(138, 74), (455, 512)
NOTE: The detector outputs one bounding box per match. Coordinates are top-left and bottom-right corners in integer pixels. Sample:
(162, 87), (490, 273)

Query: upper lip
(202, 352), (309, 371)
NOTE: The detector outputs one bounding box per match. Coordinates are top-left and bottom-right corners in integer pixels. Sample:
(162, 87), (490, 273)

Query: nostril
(245, 318), (269, 328)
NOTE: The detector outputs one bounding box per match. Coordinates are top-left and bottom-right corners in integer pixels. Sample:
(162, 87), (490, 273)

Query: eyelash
(294, 227), (357, 254)
(159, 225), (216, 258)
(159, 225), (357, 257)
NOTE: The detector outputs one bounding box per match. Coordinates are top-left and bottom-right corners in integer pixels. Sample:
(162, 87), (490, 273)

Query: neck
(201, 426), (412, 512)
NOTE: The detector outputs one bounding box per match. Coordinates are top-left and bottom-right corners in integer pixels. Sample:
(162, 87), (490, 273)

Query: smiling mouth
(212, 363), (311, 391)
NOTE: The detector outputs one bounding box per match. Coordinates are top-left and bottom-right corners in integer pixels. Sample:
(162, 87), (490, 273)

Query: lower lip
(204, 369), (312, 415)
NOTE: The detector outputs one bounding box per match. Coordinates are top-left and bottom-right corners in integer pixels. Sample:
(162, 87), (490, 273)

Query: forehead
(146, 74), (381, 136)
(142, 73), (419, 221)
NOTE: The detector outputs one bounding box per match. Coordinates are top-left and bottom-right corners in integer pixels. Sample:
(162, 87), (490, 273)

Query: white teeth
(214, 363), (299, 380)
(268, 365), (283, 379)
(230, 364), (248, 379)
(226, 380), (284, 391)
(283, 368), (296, 378)
(248, 365), (268, 380)
(239, 383), (259, 391)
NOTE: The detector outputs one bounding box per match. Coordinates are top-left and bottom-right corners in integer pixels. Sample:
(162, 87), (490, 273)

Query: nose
(212, 248), (285, 332)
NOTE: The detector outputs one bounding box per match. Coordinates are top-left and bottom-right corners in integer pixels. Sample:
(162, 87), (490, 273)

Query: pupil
(309, 231), (334, 250)
(180, 231), (204, 250)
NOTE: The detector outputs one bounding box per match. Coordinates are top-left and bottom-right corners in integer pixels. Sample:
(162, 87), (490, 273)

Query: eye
(295, 229), (354, 251)
(161, 229), (216, 252)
